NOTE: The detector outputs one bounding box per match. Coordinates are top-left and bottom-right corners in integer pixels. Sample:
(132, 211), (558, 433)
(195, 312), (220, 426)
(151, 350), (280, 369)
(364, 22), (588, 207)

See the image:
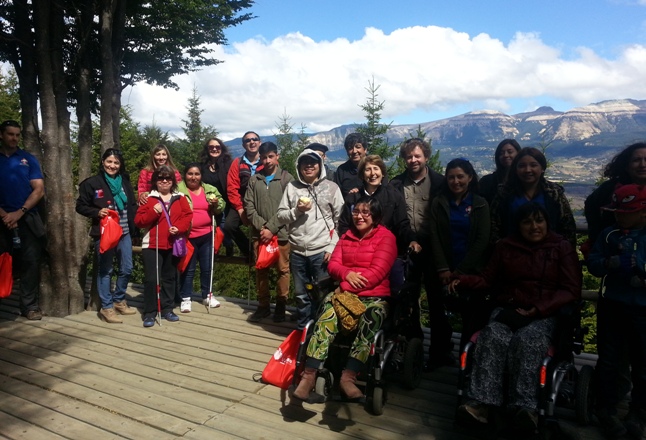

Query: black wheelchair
(455, 301), (594, 438)
(291, 256), (425, 415)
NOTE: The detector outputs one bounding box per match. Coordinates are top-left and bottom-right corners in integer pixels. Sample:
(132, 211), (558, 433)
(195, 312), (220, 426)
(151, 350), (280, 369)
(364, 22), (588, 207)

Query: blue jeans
(94, 233), (133, 309)
(180, 232), (213, 299)
(290, 251), (328, 330)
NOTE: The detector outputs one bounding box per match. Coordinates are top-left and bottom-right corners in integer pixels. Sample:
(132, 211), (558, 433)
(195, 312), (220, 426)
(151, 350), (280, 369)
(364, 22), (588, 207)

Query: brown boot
(340, 369), (363, 399)
(113, 300), (137, 315)
(293, 367), (317, 400)
(99, 308), (123, 323)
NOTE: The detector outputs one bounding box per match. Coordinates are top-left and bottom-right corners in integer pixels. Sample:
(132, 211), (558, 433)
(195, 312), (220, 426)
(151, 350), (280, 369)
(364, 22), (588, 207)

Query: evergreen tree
(356, 76), (397, 175)
(175, 86), (217, 167)
(0, 68), (20, 123)
(274, 110), (302, 178)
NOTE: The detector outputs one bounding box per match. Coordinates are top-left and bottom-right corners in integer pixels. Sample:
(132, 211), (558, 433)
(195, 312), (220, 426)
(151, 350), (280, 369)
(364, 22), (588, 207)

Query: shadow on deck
(0, 285), (607, 440)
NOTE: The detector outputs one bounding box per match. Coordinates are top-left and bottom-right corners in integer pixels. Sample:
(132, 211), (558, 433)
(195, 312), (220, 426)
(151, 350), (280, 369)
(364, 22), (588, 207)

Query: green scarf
(104, 172), (128, 211)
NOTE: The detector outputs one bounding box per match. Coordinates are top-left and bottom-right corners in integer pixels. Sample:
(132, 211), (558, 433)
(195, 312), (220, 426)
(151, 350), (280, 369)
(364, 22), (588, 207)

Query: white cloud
(124, 25), (646, 141)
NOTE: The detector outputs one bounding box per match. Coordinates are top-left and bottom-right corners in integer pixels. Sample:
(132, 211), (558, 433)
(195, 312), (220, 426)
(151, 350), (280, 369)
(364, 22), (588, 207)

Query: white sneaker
(180, 299), (192, 313)
(203, 296), (220, 308)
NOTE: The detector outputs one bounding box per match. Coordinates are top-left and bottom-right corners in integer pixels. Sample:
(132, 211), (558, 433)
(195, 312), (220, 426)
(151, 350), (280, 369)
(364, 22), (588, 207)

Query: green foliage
(274, 110), (307, 178)
(172, 86), (218, 168)
(356, 77), (397, 174)
(0, 68), (20, 123)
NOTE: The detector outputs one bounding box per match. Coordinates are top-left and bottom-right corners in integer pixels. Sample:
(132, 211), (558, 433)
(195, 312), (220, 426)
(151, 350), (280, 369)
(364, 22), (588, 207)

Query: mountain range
(229, 99), (646, 183)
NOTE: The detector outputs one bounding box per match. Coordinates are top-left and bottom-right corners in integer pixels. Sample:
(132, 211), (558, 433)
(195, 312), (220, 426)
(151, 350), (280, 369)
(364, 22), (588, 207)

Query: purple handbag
(160, 200), (188, 257)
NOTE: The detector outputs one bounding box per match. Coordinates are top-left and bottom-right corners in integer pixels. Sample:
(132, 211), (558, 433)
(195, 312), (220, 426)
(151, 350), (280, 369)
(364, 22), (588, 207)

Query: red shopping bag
(214, 226), (225, 253)
(261, 329), (301, 389)
(0, 252), (13, 298)
(177, 240), (195, 273)
(99, 209), (122, 253)
(256, 236), (279, 270)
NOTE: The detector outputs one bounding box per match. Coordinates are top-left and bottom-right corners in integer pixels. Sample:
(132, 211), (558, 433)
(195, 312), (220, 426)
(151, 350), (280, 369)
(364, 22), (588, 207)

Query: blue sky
(127, 0), (646, 140)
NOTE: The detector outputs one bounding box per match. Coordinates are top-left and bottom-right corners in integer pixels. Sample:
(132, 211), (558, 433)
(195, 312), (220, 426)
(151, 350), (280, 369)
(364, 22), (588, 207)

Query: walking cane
(155, 219), (162, 326)
(206, 213), (216, 313)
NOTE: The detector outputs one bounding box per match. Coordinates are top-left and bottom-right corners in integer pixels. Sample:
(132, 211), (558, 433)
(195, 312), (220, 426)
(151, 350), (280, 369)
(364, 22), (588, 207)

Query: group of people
(2, 116), (646, 438)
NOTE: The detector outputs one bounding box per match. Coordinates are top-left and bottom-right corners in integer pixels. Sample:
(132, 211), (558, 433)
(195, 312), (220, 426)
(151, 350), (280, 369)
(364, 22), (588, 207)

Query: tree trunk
(99, 0), (117, 153)
(33, 0), (85, 317)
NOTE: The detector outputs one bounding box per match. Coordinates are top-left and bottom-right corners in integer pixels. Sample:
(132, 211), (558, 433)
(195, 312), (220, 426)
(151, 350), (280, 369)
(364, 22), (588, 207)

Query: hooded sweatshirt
(277, 149), (344, 256)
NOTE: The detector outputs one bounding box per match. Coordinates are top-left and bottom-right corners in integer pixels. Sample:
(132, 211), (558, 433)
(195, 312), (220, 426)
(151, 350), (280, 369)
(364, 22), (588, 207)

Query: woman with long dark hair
(76, 148), (138, 323)
(478, 139), (521, 205)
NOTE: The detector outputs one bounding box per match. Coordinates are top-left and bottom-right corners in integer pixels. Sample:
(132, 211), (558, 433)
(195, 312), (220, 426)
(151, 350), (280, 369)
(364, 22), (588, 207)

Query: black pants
(596, 298), (646, 414)
(141, 248), (176, 319)
(409, 249), (453, 357)
(222, 208), (249, 257)
(1, 214), (44, 313)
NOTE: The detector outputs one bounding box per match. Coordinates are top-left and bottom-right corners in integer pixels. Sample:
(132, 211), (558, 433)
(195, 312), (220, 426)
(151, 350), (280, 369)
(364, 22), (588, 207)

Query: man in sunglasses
(225, 131), (264, 259)
(0, 120), (46, 320)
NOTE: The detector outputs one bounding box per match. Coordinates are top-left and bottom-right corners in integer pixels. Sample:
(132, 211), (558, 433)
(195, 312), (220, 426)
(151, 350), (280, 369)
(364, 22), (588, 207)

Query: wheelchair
(291, 256), (425, 415)
(455, 301), (594, 438)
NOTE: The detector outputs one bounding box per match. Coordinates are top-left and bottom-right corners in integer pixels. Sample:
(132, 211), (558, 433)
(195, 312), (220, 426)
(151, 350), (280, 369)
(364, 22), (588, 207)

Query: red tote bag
(0, 252), (13, 298)
(256, 236), (279, 270)
(261, 329), (301, 389)
(214, 226), (225, 254)
(176, 240), (195, 273)
(99, 209), (123, 253)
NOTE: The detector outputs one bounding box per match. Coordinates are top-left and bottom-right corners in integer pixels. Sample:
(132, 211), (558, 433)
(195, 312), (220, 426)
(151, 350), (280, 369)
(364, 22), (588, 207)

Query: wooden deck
(0, 285), (608, 440)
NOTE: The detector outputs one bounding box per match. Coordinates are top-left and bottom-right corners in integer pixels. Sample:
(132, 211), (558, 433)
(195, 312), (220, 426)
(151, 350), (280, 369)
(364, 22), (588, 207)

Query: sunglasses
(158, 176), (173, 182)
(208, 144), (222, 150)
(243, 137), (260, 144)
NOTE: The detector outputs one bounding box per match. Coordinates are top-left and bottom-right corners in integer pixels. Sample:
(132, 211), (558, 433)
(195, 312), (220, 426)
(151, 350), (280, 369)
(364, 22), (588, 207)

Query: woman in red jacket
(135, 166), (192, 327)
(450, 202), (581, 432)
(293, 196), (397, 401)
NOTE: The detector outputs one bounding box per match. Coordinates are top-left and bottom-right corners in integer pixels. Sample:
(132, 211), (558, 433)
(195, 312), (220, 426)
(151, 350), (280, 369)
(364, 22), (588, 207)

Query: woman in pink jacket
(293, 196), (397, 400)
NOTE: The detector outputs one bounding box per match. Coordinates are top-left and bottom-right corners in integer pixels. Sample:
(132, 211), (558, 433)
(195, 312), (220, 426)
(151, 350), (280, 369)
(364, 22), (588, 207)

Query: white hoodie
(277, 149), (344, 256)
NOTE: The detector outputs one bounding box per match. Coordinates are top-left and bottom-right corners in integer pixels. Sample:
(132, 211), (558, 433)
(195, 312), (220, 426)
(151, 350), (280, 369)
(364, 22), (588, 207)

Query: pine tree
(175, 85), (217, 167)
(356, 77), (397, 174)
(274, 110), (304, 178)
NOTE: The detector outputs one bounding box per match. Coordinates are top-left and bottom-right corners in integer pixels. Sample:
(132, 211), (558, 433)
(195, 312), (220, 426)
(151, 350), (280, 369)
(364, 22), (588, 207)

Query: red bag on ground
(262, 330), (301, 389)
(99, 209), (122, 253)
(177, 240), (195, 273)
(256, 236), (279, 270)
(0, 252), (13, 298)
(214, 226), (225, 254)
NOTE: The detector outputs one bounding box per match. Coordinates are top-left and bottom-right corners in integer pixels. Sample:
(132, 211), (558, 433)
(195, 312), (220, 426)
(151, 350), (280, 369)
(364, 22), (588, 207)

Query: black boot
(273, 301), (286, 323)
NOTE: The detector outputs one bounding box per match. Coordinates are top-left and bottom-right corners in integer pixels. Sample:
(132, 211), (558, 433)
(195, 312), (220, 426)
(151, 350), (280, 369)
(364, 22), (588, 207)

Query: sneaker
(624, 407), (646, 440)
(24, 309), (43, 321)
(513, 407), (538, 432)
(597, 409), (627, 439)
(203, 296), (221, 308)
(457, 400), (488, 424)
(180, 299), (192, 313)
(113, 300), (137, 315)
(248, 306), (271, 322)
(163, 312), (180, 322)
(143, 317), (155, 328)
(99, 307), (123, 324)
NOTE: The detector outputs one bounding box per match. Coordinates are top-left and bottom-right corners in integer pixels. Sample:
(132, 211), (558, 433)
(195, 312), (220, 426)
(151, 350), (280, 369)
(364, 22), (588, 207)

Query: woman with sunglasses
(76, 148), (138, 323)
(293, 197), (397, 401)
(135, 165), (192, 327)
(199, 137), (234, 255)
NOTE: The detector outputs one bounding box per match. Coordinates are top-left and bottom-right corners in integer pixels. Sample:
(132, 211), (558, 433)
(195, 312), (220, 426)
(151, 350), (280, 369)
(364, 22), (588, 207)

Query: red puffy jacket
(328, 225), (397, 297)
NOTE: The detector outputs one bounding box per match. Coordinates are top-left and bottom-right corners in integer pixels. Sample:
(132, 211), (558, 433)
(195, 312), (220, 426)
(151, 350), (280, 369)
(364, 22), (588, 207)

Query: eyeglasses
(351, 210), (372, 217)
(243, 137), (260, 144)
(208, 144), (222, 150)
(158, 176), (172, 182)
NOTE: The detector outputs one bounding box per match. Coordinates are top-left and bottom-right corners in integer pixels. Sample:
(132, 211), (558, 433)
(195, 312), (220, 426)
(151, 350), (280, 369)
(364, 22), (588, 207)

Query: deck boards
(0, 287), (608, 439)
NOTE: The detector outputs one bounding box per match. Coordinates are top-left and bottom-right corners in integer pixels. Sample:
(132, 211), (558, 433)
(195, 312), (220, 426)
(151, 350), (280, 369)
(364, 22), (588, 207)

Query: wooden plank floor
(0, 285), (608, 439)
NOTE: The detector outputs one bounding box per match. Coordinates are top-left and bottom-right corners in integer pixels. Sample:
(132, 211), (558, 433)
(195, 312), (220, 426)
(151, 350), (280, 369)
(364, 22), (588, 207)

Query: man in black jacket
(390, 138), (452, 370)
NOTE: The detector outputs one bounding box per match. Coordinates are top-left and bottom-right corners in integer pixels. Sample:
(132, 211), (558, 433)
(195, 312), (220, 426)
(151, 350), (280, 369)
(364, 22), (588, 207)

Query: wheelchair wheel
(370, 386), (385, 415)
(314, 374), (330, 397)
(402, 338), (424, 390)
(575, 365), (595, 426)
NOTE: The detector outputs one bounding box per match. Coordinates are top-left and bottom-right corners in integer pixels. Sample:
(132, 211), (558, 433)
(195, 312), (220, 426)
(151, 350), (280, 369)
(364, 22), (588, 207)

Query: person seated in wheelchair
(448, 202), (581, 431)
(292, 196), (398, 401)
